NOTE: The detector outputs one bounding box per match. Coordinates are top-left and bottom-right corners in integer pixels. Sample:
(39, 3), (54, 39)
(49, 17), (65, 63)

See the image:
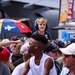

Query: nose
(63, 55), (66, 61)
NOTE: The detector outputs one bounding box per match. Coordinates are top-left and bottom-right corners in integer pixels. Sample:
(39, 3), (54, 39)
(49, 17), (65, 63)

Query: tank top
(30, 53), (57, 75)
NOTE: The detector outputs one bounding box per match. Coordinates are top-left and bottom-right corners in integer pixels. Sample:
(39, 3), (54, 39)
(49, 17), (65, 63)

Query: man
(21, 33), (57, 75)
(59, 43), (75, 75)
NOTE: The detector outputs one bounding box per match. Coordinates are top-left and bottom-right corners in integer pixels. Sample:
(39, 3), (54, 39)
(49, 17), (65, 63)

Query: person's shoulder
(32, 31), (38, 34)
(45, 31), (50, 34)
(43, 54), (53, 63)
(0, 63), (8, 68)
(44, 57), (53, 70)
(16, 62), (25, 68)
(44, 53), (54, 60)
(30, 56), (35, 60)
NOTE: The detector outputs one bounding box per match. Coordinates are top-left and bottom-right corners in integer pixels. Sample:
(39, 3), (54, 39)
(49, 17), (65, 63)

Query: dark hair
(31, 33), (48, 45)
(70, 39), (75, 43)
(10, 36), (19, 41)
(73, 55), (75, 58)
(43, 43), (59, 53)
(53, 40), (65, 48)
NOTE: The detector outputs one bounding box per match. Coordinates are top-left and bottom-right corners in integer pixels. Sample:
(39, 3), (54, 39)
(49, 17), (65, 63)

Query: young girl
(33, 17), (52, 42)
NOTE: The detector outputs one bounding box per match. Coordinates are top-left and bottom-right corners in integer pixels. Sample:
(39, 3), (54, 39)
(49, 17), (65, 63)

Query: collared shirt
(60, 67), (69, 75)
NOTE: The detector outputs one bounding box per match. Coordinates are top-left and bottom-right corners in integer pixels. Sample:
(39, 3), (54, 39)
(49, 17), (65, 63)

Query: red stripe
(15, 21), (32, 33)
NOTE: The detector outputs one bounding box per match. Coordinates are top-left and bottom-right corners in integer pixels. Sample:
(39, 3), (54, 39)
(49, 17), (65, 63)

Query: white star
(21, 25), (24, 28)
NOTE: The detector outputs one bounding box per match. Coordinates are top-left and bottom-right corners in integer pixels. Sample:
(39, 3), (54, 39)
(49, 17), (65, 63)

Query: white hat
(20, 42), (29, 55)
(59, 43), (75, 55)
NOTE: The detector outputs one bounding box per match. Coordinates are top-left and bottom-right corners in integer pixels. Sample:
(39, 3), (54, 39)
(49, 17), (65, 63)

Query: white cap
(59, 43), (75, 55)
(20, 42), (29, 55)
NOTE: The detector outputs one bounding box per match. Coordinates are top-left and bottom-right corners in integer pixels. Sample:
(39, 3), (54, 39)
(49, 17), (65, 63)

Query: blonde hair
(35, 17), (47, 25)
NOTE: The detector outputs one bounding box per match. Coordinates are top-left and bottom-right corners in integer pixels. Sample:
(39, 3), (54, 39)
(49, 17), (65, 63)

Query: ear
(35, 43), (39, 49)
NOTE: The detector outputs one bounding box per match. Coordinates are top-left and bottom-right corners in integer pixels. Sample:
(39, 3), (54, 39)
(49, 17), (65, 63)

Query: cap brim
(59, 48), (73, 55)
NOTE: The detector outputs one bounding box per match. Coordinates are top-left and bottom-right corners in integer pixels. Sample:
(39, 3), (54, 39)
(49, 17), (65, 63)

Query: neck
(34, 51), (43, 59)
(69, 65), (75, 75)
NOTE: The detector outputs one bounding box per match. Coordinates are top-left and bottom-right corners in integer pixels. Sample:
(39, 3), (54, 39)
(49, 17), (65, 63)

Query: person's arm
(4, 61), (15, 71)
(21, 59), (30, 75)
(0, 40), (22, 46)
(43, 58), (53, 75)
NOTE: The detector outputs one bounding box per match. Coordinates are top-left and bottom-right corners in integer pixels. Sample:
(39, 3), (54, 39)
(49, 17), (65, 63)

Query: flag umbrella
(0, 19), (32, 33)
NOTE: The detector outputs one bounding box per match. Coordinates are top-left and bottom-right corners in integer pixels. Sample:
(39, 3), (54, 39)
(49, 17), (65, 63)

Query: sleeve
(3, 64), (11, 75)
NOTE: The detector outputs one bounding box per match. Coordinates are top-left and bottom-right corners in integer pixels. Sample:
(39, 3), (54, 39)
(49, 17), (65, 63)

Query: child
(33, 17), (52, 42)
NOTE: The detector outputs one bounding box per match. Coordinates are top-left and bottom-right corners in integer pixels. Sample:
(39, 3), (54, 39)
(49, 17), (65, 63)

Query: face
(21, 38), (38, 54)
(37, 19), (47, 32)
(63, 54), (74, 69)
(47, 52), (57, 60)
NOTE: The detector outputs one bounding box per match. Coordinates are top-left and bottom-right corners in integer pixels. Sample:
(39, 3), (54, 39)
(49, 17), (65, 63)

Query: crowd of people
(0, 17), (75, 75)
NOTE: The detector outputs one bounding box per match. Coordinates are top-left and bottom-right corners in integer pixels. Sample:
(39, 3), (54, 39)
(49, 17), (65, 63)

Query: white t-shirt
(30, 53), (57, 75)
(60, 67), (69, 75)
(11, 62), (32, 75)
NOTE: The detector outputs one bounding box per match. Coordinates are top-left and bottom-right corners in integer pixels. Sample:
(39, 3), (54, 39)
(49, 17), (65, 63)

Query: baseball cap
(59, 43), (75, 55)
(53, 40), (65, 48)
(0, 48), (10, 61)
